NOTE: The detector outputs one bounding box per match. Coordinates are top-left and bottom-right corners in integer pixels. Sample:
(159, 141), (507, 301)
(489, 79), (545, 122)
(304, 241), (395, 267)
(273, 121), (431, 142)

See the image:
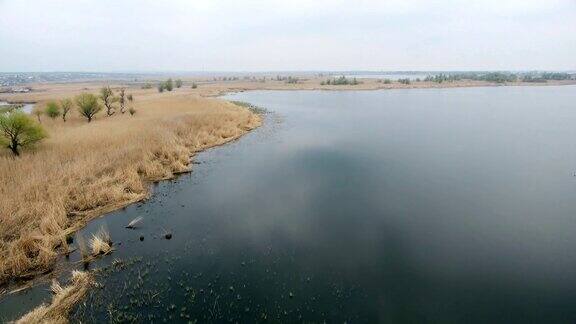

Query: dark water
(2, 86), (576, 323)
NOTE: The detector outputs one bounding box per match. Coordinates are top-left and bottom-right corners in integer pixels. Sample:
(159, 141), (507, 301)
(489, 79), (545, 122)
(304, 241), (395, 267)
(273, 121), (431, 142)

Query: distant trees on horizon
(421, 71), (573, 84)
(321, 76), (360, 86)
(158, 78), (174, 92)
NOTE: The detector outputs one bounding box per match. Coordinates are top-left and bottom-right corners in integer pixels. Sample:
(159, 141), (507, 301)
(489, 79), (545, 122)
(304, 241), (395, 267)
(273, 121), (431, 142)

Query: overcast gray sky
(1, 0), (575, 72)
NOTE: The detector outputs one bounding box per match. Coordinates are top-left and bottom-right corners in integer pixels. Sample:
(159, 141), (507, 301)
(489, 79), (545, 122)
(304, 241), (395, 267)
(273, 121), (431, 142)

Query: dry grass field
(0, 84), (261, 286)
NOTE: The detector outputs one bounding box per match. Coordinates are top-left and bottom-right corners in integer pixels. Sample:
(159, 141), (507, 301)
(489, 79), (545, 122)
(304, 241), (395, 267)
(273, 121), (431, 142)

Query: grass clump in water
(16, 270), (93, 324)
(230, 101), (268, 115)
(90, 225), (113, 256)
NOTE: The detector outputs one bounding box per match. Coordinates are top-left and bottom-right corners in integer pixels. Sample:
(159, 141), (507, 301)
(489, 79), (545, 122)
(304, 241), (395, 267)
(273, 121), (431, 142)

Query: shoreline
(3, 78), (575, 101)
(0, 87), (262, 295)
(197, 79), (576, 97)
(3, 112), (262, 322)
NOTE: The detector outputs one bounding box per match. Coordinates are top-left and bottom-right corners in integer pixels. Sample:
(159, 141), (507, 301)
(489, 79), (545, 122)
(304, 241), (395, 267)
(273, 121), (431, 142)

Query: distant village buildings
(0, 87), (32, 93)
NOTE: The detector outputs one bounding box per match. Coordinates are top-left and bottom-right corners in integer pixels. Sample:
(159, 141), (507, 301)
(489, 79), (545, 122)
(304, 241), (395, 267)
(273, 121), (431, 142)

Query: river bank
(188, 78), (576, 97)
(4, 77), (575, 101)
(0, 84), (261, 295)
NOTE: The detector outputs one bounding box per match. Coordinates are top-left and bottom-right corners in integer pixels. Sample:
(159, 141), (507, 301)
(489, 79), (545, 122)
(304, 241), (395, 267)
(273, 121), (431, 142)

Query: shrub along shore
(0, 82), (261, 290)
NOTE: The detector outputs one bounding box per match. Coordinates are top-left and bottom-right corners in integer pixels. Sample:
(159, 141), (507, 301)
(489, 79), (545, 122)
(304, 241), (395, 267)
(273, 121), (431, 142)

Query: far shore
(204, 78), (576, 97)
(2, 78), (575, 103)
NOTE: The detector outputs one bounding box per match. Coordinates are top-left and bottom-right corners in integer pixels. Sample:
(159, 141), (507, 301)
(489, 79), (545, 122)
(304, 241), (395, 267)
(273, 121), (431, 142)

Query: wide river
(2, 86), (576, 322)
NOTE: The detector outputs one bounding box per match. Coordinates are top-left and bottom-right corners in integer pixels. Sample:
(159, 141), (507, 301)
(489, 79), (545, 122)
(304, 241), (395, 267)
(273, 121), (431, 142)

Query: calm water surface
(2, 86), (576, 323)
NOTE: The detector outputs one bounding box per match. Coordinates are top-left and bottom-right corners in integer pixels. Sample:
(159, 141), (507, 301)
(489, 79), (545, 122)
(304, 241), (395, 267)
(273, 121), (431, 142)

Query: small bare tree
(126, 94), (135, 115)
(32, 106), (43, 124)
(118, 88), (126, 114)
(99, 86), (116, 116)
(60, 98), (73, 122)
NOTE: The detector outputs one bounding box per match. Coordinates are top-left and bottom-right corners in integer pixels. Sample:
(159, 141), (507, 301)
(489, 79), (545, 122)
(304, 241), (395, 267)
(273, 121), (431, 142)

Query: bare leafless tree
(100, 86), (116, 116)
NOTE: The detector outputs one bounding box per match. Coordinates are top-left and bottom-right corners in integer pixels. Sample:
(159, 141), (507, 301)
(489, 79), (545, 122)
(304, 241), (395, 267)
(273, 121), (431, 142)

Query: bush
(45, 101), (61, 120)
(175, 79), (183, 88)
(128, 107), (136, 116)
(165, 79), (174, 91)
(0, 111), (47, 156)
(191, 82), (197, 89)
(157, 83), (164, 92)
(76, 93), (102, 122)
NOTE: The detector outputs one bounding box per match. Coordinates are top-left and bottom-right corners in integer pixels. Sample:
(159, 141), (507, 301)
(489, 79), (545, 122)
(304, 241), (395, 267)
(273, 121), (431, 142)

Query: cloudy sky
(0, 0), (574, 72)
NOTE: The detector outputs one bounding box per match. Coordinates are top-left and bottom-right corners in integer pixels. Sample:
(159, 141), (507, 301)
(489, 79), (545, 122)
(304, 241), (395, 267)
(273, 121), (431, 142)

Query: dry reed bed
(0, 92), (261, 286)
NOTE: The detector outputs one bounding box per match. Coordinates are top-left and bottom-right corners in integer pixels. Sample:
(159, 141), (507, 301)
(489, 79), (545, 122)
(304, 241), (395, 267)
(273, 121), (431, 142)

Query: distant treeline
(424, 72), (574, 84)
(321, 76), (360, 86)
(276, 75), (300, 84)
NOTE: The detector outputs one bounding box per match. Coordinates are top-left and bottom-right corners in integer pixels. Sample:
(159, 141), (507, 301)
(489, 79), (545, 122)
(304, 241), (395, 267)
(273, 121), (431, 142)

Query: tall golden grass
(0, 89), (261, 285)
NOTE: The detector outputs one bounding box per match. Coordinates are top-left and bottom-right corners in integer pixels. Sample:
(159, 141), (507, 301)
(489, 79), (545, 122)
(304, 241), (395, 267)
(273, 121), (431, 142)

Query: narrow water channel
(0, 101), (35, 113)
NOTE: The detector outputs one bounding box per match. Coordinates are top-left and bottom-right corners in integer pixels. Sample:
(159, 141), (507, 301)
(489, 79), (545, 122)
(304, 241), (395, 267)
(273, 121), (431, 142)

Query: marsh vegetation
(0, 86), (261, 289)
